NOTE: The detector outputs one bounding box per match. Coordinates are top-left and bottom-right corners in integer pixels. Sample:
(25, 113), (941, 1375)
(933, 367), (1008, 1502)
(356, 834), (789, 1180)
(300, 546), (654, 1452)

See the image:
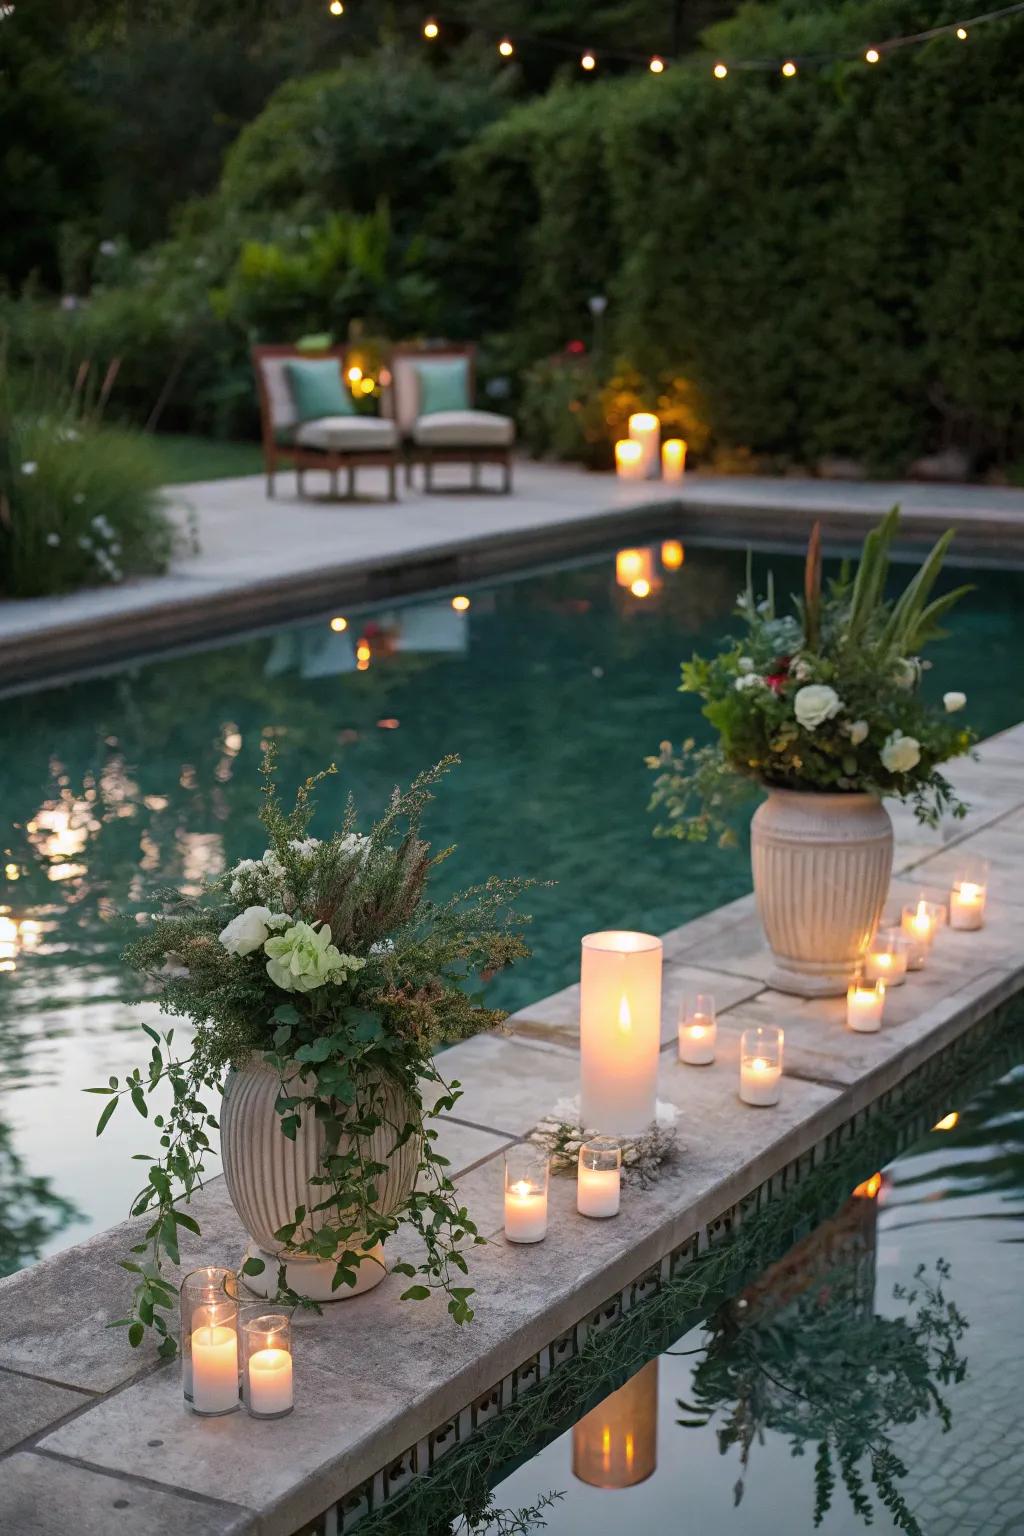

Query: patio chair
(386, 343), (514, 494)
(252, 344), (400, 501)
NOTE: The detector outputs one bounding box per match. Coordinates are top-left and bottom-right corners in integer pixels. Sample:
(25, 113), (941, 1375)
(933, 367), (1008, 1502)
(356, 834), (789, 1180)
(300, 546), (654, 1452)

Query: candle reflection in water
(572, 1359), (658, 1488)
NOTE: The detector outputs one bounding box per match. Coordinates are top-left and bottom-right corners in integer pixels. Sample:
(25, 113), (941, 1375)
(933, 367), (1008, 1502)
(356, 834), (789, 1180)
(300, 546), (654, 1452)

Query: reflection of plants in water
(449, 1491), (564, 1536)
(678, 1236), (968, 1535)
(0, 1120), (82, 1275)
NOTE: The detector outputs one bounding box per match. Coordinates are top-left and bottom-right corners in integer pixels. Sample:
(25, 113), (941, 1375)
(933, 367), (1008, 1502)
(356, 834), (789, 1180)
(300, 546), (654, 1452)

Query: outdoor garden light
(865, 47), (880, 63)
(781, 59), (798, 76)
(346, 365), (363, 383)
(423, 18), (439, 38)
(451, 594), (471, 612)
(648, 55), (665, 73)
(329, 616), (348, 632)
(581, 51), (596, 70)
(713, 62), (728, 78)
(328, 0), (343, 14)
(498, 37), (514, 57)
(956, 25), (968, 39)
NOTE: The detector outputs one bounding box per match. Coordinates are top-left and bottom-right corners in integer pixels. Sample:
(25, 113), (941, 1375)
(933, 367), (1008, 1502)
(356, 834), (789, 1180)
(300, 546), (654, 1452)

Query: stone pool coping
(2, 723), (1023, 1535)
(4, 462), (1024, 693)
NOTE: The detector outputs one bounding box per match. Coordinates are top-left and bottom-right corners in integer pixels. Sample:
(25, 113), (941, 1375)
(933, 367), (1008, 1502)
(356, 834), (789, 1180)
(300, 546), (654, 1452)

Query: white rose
(734, 673), (764, 693)
(845, 719), (869, 745)
(880, 731), (921, 774)
(943, 691), (966, 713)
(219, 905), (278, 956)
(738, 656), (755, 673)
(794, 685), (842, 731)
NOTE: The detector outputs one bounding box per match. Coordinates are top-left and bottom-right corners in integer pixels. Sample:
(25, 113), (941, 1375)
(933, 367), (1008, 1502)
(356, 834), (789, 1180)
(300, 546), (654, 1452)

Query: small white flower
(734, 673), (764, 693)
(46, 532), (61, 547)
(73, 492), (85, 505)
(844, 719), (869, 745)
(943, 691), (966, 713)
(229, 857), (264, 899)
(110, 542), (122, 556)
(893, 658), (920, 690)
(880, 731), (921, 774)
(369, 937), (395, 955)
(339, 832), (371, 862)
(288, 837), (321, 859)
(99, 239), (118, 256)
(791, 657), (812, 682)
(219, 905), (278, 956)
(262, 848), (285, 880)
(21, 461), (37, 476)
(794, 685), (843, 730)
(737, 656), (755, 673)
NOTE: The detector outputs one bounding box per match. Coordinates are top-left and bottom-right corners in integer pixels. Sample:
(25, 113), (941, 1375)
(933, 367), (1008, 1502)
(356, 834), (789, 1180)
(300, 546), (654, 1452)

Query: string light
(865, 46), (880, 62)
(956, 24), (969, 36)
(346, 365), (363, 384)
(713, 62), (728, 78)
(328, 0), (343, 14)
(423, 17), (439, 38)
(649, 55), (665, 73)
(498, 36), (514, 56)
(581, 51), (596, 70)
(781, 59), (797, 76)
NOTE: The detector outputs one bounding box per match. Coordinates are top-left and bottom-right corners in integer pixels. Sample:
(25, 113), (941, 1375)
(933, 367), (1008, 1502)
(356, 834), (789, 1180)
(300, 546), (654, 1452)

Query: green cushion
(284, 358), (353, 422)
(414, 357), (470, 415)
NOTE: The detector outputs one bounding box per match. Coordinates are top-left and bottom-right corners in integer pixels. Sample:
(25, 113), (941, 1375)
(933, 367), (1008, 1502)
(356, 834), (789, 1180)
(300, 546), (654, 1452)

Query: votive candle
(739, 1026), (783, 1107)
(577, 1137), (622, 1219)
(580, 931), (662, 1136)
(900, 899), (939, 968)
(191, 1320), (239, 1416)
(846, 978), (885, 1033)
(863, 930), (909, 987)
(950, 861), (988, 929)
(678, 993), (717, 1065)
(504, 1146), (549, 1244)
(180, 1266), (236, 1406)
(661, 438), (687, 481)
(241, 1311), (294, 1419)
(627, 412), (661, 479)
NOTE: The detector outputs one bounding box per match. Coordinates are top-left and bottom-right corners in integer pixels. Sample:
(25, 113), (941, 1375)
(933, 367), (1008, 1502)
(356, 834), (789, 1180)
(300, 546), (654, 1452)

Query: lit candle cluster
(181, 1267), (295, 1421)
(614, 413), (687, 485)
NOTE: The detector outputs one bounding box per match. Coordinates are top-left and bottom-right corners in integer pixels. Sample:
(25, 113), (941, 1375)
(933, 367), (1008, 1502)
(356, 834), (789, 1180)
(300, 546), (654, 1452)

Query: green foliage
(649, 511), (975, 842)
(92, 752), (538, 1348)
(0, 347), (175, 598)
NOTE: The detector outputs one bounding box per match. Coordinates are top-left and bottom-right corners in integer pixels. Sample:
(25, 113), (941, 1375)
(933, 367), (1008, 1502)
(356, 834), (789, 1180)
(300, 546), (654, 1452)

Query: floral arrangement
(91, 754), (536, 1354)
(649, 509), (976, 844)
(529, 1097), (680, 1189)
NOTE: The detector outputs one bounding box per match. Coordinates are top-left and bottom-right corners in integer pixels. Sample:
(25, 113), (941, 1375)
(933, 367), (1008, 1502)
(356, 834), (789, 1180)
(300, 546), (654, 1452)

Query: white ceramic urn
(750, 789), (893, 997)
(220, 1058), (421, 1301)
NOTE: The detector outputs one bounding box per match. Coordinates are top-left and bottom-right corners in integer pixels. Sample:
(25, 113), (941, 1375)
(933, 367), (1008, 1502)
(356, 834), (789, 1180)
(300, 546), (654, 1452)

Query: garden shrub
(0, 354), (177, 599)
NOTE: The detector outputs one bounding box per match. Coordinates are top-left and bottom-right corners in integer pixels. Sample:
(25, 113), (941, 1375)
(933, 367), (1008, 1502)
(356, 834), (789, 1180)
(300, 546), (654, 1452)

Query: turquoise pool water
(2, 541), (1023, 1268)
(493, 1067), (1024, 1536)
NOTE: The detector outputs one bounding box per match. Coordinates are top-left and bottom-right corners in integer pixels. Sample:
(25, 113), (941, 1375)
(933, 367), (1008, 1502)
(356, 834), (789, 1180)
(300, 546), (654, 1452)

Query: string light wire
(415, 2), (1024, 74)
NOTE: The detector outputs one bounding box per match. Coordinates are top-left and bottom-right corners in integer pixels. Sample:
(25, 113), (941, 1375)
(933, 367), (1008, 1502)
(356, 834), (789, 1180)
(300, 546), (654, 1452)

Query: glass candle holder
(950, 859), (988, 930)
(580, 930), (662, 1137)
(739, 1025), (783, 1106)
(577, 1137), (622, 1219)
(862, 929), (910, 986)
(180, 1266), (237, 1407)
(846, 976), (885, 1033)
(241, 1310), (294, 1420)
(899, 898), (944, 968)
(678, 993), (717, 1065)
(504, 1145), (549, 1244)
(186, 1282), (239, 1417)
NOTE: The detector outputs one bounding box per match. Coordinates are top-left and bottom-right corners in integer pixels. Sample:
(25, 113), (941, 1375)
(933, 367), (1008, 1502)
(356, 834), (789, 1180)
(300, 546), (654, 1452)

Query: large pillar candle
(580, 931), (662, 1136)
(627, 413), (661, 480)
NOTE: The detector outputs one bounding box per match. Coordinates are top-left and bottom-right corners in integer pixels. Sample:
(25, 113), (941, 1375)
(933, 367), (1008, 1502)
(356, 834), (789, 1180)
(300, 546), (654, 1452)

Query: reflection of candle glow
(615, 547), (652, 587)
(852, 1171), (883, 1199)
(660, 538), (685, 568)
(630, 578), (651, 598)
(451, 595), (471, 612)
(573, 1359), (658, 1488)
(933, 1111), (959, 1132)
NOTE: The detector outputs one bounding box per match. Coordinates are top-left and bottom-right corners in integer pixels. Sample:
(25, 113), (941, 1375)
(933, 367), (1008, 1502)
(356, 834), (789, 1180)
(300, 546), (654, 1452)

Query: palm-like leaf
(877, 528), (956, 658)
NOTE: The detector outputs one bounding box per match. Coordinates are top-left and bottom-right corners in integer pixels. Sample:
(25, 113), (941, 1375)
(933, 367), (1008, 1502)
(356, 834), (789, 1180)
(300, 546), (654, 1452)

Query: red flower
(765, 673), (787, 693)
(566, 339), (586, 354)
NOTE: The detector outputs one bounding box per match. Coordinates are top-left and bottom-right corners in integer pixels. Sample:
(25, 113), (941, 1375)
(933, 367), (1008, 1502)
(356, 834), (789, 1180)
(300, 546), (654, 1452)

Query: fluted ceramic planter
(751, 789), (893, 997)
(220, 1058), (421, 1302)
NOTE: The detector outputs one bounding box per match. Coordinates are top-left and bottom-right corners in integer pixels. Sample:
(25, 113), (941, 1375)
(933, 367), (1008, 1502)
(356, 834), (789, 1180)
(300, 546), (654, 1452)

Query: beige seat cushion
(411, 410), (515, 448)
(294, 416), (399, 452)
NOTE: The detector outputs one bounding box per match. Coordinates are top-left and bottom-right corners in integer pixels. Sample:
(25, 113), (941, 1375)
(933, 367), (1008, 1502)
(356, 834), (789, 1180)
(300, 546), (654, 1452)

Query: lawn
(148, 434), (263, 485)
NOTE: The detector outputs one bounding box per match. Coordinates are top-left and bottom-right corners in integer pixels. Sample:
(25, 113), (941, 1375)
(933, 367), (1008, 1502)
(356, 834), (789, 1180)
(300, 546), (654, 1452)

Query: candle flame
(689, 1024), (706, 1040)
(958, 881), (983, 901)
(618, 993), (632, 1032)
(510, 1179), (533, 1198)
(751, 1056), (768, 1073)
(625, 1431), (635, 1469)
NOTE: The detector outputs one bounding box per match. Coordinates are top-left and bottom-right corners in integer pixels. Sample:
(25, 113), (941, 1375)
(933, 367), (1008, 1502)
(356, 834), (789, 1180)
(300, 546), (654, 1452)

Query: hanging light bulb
(713, 62), (728, 79)
(781, 59), (797, 77)
(498, 37), (514, 57)
(328, 0), (343, 14)
(581, 51), (596, 70)
(955, 25), (968, 40)
(864, 47), (880, 64)
(649, 55), (665, 74)
(423, 18), (439, 39)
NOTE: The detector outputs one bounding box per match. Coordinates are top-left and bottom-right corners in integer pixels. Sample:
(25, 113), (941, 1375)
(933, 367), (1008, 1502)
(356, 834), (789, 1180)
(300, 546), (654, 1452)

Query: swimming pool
(491, 1066), (1024, 1536)
(2, 540), (1024, 1267)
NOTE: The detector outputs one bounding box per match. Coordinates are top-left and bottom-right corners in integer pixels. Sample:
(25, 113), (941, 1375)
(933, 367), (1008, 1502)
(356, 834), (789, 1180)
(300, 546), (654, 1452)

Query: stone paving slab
(0, 1371), (94, 1456)
(0, 725), (1022, 1534)
(1, 1449), (255, 1536)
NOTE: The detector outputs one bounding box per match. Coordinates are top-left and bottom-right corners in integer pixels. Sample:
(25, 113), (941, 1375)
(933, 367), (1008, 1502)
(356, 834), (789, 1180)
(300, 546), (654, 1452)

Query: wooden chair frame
(252, 344), (399, 502)
(386, 342), (513, 495)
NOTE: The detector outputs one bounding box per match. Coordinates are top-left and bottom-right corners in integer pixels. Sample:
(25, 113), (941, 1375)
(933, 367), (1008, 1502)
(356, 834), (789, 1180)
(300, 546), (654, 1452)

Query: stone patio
(1, 723), (1022, 1535)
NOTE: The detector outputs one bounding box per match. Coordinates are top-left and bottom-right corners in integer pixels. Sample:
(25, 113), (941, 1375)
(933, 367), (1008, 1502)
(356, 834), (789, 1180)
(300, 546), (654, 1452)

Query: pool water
(493, 1068), (1024, 1536)
(2, 541), (1023, 1267)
